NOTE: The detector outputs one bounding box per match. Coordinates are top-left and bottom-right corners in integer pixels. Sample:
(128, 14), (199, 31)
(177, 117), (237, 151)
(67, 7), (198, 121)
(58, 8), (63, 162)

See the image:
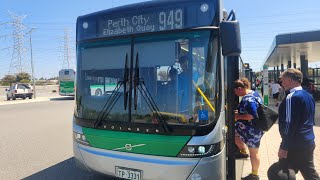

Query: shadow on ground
(23, 157), (242, 180)
(22, 157), (117, 180)
(50, 97), (74, 101)
(4, 98), (33, 102)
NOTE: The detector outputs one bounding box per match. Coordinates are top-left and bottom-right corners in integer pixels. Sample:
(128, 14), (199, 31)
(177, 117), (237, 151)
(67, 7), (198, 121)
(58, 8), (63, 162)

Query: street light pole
(28, 27), (36, 99)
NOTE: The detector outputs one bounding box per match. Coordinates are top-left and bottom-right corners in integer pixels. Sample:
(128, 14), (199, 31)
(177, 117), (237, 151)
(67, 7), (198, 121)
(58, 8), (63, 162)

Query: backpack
(250, 95), (279, 131)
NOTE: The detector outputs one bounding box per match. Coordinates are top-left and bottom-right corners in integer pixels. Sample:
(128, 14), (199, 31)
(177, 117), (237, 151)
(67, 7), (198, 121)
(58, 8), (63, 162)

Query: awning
(264, 30), (320, 68)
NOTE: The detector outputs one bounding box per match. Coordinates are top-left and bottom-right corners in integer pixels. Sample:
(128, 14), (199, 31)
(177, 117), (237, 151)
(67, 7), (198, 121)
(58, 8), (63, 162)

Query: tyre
(12, 96), (16, 100)
(95, 88), (102, 96)
(7, 95), (10, 101)
(22, 95), (26, 100)
(29, 95), (33, 99)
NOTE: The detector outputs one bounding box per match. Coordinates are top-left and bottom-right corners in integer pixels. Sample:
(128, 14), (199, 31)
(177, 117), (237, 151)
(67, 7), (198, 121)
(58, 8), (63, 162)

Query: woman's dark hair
(234, 78), (251, 89)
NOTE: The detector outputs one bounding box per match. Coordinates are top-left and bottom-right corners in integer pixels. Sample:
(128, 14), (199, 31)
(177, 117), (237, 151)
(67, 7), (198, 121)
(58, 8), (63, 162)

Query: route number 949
(159, 9), (183, 30)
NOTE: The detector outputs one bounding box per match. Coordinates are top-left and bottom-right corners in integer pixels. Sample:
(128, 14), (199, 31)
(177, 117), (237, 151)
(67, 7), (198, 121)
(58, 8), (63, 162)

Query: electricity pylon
(8, 11), (28, 74)
(61, 28), (74, 69)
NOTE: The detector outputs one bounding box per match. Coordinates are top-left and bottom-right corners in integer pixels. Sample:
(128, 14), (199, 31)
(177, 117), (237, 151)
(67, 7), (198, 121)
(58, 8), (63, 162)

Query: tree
(1, 75), (16, 85)
(16, 72), (31, 83)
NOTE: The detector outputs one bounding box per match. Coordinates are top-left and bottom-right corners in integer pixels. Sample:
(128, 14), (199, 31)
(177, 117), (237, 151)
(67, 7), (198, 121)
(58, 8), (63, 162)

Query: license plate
(115, 166), (142, 180)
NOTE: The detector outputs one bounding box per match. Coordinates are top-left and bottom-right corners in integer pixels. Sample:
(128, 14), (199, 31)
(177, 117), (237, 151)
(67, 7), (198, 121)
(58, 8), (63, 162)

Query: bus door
(224, 56), (241, 180)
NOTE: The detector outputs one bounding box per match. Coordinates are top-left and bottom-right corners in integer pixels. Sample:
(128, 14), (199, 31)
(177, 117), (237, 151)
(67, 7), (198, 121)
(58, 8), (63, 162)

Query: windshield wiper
(94, 81), (123, 127)
(134, 53), (139, 110)
(94, 54), (128, 128)
(124, 54), (129, 110)
(133, 52), (171, 133)
(93, 52), (171, 133)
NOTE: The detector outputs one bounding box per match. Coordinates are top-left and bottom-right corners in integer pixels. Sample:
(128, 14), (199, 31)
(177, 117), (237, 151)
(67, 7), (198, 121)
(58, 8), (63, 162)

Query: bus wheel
(7, 95), (10, 100)
(95, 89), (102, 96)
(12, 96), (16, 100)
(29, 95), (33, 99)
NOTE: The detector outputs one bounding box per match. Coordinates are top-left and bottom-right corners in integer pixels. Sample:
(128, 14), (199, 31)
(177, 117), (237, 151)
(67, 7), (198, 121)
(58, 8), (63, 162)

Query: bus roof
(77, 0), (218, 41)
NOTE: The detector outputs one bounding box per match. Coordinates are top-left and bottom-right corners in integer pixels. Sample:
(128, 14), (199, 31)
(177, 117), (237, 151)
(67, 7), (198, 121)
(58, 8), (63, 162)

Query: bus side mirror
(220, 20), (241, 56)
(5, 89), (8, 91)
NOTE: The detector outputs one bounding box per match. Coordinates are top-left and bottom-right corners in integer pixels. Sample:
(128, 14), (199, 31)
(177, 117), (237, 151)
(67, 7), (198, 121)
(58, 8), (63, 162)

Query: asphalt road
(0, 97), (107, 180)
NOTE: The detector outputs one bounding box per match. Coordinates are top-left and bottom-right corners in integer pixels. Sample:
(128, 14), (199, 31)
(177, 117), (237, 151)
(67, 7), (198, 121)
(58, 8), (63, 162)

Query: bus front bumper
(60, 92), (75, 96)
(74, 142), (226, 180)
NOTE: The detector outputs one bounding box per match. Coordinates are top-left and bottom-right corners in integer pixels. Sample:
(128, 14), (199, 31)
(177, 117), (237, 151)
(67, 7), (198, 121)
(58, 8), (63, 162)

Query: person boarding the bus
(234, 78), (264, 180)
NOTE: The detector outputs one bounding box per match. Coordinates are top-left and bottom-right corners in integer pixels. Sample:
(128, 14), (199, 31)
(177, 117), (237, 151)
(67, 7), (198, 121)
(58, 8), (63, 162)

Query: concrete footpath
(241, 98), (320, 180)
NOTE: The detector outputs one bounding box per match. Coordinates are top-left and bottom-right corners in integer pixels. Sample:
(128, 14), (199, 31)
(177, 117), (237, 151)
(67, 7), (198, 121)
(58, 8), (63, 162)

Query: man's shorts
(273, 92), (279, 99)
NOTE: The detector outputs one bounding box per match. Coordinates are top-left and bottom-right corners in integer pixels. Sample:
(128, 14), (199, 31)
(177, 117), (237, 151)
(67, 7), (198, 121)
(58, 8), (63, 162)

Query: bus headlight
(198, 146), (206, 154)
(73, 132), (90, 146)
(177, 141), (224, 158)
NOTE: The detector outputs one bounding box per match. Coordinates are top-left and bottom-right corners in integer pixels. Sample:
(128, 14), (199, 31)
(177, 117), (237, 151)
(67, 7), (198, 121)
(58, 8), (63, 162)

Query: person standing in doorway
(268, 68), (320, 180)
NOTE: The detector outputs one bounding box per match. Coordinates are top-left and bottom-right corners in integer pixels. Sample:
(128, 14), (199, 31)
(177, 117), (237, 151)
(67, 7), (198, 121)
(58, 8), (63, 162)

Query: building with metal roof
(264, 30), (320, 79)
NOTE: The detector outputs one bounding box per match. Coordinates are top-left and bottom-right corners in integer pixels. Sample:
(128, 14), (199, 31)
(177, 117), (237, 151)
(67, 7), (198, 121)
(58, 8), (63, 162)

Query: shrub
(20, 79), (31, 83)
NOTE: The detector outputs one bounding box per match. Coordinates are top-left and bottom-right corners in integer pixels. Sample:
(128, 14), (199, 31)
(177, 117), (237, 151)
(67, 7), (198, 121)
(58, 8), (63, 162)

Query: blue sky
(1, 0), (320, 79)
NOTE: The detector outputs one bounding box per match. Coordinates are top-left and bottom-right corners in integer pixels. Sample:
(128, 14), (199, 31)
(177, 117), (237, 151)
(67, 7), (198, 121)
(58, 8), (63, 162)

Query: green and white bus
(90, 83), (119, 96)
(73, 0), (242, 179)
(59, 69), (76, 96)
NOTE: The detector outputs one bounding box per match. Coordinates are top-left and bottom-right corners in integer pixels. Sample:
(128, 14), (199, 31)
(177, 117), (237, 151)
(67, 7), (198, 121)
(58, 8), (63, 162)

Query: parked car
(5, 83), (33, 100)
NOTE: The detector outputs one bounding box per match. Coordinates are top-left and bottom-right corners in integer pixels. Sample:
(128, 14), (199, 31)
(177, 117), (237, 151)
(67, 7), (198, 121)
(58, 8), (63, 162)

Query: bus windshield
(77, 30), (220, 128)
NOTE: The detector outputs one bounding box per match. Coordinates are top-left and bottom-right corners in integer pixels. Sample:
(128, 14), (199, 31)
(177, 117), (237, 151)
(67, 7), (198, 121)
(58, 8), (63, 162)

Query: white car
(6, 84), (34, 100)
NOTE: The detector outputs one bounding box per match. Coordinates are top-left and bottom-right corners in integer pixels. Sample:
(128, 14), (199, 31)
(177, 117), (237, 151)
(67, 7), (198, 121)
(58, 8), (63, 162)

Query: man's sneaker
(241, 174), (259, 180)
(235, 151), (249, 159)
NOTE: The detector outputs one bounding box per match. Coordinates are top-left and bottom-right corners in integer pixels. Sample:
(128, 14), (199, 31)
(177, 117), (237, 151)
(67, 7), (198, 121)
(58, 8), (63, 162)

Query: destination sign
(77, 0), (216, 41)
(99, 9), (184, 37)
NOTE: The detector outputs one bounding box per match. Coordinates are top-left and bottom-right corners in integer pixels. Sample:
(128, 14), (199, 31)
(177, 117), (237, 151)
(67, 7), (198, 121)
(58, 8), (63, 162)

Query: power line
(24, 22), (75, 25)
